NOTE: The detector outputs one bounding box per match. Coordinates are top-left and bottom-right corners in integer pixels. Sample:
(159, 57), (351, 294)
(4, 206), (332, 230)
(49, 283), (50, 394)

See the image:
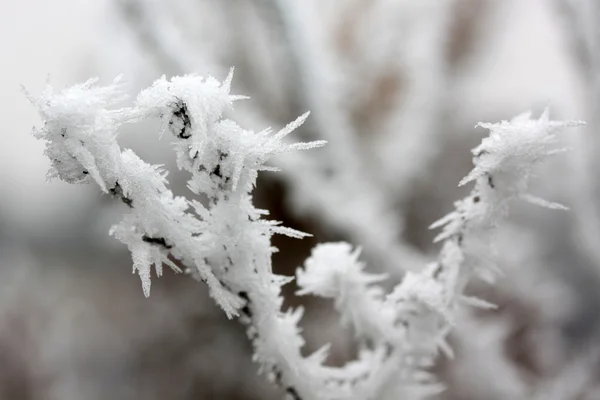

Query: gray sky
(1, 0), (107, 230)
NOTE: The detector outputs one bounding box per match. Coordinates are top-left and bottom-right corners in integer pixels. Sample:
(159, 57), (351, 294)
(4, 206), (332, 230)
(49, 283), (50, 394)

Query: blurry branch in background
(554, 0), (600, 272)
(445, 310), (600, 400)
(115, 0), (190, 73)
(555, 0), (599, 72)
(255, 0), (429, 274)
(442, 224), (594, 400)
(531, 342), (600, 400)
(345, 1), (453, 201)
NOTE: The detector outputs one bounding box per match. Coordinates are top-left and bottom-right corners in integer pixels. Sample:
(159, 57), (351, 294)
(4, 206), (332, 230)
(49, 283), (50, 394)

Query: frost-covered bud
(297, 242), (385, 299)
(134, 70), (252, 201)
(297, 243), (397, 343)
(27, 77), (128, 192)
(135, 70), (243, 133)
(464, 109), (584, 205)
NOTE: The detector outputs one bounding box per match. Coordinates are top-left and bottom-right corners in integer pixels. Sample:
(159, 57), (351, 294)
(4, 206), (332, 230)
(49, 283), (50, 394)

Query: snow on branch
(28, 72), (582, 400)
(27, 71), (321, 319)
(295, 110), (583, 398)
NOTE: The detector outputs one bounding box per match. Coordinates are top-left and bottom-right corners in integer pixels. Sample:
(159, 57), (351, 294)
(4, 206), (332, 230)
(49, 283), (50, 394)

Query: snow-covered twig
(28, 72), (582, 400)
(297, 110), (584, 398)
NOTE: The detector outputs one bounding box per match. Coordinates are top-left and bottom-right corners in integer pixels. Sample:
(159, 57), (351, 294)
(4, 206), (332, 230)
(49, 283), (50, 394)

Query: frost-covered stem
(405, 110), (583, 382)
(298, 110), (584, 398)
(415, 110), (583, 327)
(135, 73), (381, 400)
(29, 72), (582, 400)
(28, 72), (416, 399)
(29, 73), (346, 400)
(298, 243), (444, 399)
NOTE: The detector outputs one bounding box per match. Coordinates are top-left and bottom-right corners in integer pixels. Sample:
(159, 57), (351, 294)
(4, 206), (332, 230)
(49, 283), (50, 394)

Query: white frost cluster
(29, 72), (582, 400)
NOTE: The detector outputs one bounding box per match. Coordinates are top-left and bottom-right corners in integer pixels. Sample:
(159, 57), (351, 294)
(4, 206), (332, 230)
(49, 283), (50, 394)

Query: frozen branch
(28, 71), (581, 400)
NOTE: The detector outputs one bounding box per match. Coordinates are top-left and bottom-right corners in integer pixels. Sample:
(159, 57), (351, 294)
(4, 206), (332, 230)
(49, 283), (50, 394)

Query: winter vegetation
(7, 0), (600, 399)
(27, 70), (583, 399)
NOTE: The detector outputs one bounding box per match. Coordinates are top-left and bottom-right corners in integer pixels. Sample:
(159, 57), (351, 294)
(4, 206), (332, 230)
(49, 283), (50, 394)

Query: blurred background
(4, 0), (600, 398)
